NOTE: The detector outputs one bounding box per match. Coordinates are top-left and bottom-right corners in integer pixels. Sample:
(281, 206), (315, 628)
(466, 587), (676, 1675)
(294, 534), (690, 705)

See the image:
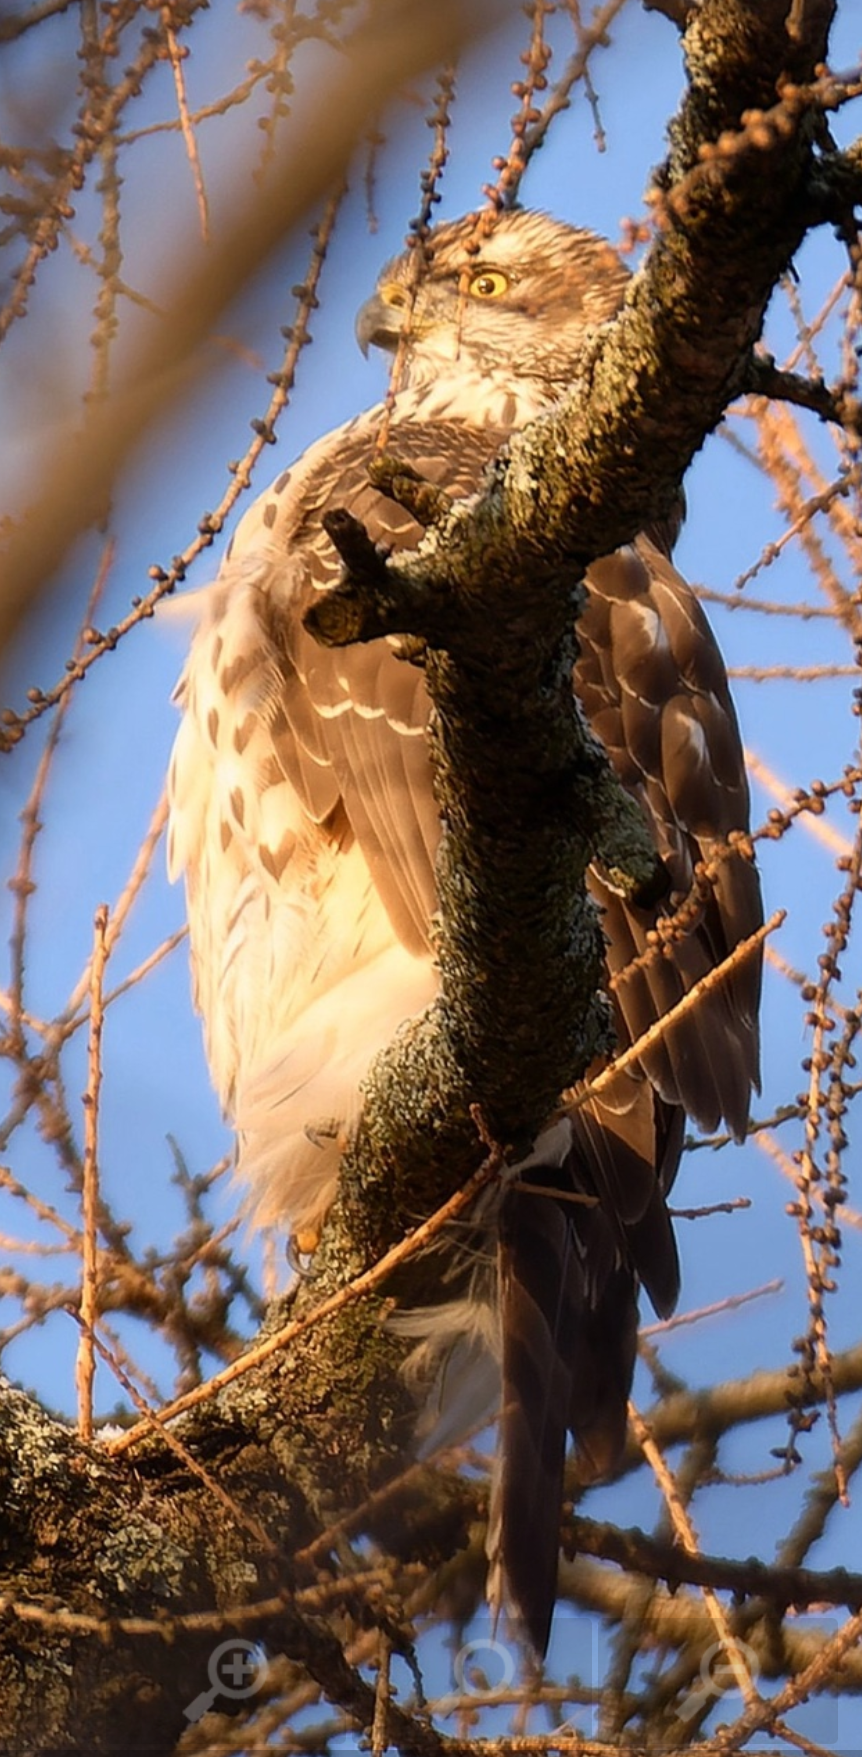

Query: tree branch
(642, 0), (693, 30)
(745, 352), (862, 428)
(568, 1512), (862, 1611)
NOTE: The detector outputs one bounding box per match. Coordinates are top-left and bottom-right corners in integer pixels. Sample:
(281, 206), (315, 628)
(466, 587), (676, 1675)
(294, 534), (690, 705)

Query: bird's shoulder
(224, 392), (515, 591)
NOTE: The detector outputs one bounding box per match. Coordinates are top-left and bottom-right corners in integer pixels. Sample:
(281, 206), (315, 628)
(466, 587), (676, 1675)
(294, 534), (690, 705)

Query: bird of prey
(167, 209), (762, 1654)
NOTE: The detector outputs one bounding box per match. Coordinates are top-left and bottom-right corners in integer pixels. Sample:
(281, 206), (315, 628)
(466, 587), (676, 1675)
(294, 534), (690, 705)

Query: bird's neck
(390, 364), (563, 431)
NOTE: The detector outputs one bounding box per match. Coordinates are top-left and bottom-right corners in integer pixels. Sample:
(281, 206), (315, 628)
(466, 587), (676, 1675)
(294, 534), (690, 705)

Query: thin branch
(568, 1510), (862, 1610)
(162, 11), (210, 243)
(702, 1607), (862, 1753)
(567, 912), (782, 1107)
(746, 352), (862, 427)
(0, 0), (493, 679)
(641, 0), (691, 26)
(106, 1151), (499, 1456)
(0, 0), (75, 40)
(641, 1279), (782, 1337)
(76, 903), (108, 1442)
(628, 1401), (761, 1710)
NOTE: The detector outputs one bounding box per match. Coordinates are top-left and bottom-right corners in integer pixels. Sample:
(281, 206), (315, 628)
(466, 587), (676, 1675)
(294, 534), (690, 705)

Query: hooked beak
(355, 292), (404, 358)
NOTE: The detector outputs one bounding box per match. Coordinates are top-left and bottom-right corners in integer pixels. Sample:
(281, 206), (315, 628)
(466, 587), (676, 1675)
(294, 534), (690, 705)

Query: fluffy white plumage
(167, 541), (437, 1234)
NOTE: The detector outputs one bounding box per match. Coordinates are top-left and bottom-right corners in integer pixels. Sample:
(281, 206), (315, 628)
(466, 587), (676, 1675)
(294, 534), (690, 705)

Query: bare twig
(162, 11), (210, 242)
(628, 1400), (761, 1709)
(76, 904), (108, 1441)
(570, 912), (782, 1107)
(106, 1152), (499, 1455)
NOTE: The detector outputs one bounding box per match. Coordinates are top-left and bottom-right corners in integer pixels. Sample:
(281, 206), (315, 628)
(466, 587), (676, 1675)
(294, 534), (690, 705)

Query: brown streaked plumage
(167, 209), (762, 1655)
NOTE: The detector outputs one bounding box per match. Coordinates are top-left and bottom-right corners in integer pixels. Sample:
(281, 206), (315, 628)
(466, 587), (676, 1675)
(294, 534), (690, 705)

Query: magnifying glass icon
(183, 1638), (268, 1722)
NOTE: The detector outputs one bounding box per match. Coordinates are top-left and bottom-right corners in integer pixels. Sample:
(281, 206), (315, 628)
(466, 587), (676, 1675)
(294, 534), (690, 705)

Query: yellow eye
(468, 269), (509, 300)
(381, 282), (409, 309)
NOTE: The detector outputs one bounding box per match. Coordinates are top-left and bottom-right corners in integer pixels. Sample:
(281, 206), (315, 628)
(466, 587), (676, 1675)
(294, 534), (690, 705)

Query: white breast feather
(167, 539), (437, 1234)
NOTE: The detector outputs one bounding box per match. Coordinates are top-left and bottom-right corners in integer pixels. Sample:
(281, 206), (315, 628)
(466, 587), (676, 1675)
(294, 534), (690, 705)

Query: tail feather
(495, 1184), (577, 1656)
(566, 1264), (638, 1481)
(493, 1087), (682, 1654)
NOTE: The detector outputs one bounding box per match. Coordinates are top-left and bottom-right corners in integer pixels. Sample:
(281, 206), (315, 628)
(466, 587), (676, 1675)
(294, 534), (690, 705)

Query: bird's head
(355, 208), (630, 397)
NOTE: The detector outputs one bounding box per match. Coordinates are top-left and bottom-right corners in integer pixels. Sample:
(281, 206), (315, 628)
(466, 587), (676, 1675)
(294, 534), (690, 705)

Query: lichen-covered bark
(0, 2), (846, 1748)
